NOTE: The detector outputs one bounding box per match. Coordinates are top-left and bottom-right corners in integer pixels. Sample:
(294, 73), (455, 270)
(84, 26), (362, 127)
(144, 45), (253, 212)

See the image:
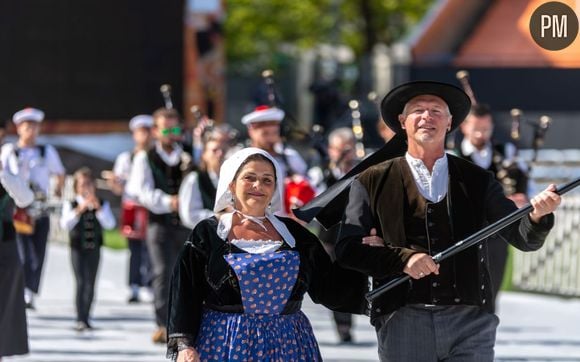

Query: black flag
(293, 134), (407, 229)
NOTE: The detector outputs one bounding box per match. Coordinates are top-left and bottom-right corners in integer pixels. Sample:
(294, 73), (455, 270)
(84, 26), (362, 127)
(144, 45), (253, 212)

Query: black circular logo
(530, 1), (578, 51)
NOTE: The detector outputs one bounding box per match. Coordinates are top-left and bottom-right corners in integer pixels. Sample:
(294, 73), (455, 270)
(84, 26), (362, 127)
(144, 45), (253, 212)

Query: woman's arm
(167, 229), (208, 361)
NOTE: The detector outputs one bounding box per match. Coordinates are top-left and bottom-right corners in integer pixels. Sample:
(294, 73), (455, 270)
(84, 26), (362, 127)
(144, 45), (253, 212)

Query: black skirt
(0, 241), (29, 357)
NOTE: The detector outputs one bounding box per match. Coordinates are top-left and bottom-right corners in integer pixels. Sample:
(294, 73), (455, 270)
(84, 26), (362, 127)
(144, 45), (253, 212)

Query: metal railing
(47, 175), (74, 245)
(512, 151), (580, 296)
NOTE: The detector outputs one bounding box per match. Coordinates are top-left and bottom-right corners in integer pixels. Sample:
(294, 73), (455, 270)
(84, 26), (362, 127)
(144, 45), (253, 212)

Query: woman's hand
(177, 347), (201, 362)
(361, 228), (384, 247)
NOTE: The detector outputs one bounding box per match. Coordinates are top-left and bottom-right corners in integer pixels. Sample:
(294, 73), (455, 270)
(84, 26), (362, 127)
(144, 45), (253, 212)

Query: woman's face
(230, 160), (276, 215)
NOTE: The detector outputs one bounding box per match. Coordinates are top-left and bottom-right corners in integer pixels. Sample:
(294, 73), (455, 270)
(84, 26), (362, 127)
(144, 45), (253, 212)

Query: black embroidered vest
(196, 170), (217, 211)
(69, 200), (103, 250)
(147, 148), (193, 225)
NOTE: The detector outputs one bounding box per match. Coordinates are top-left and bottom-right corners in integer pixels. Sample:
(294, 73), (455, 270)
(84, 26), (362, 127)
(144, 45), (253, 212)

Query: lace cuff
(166, 334), (196, 361)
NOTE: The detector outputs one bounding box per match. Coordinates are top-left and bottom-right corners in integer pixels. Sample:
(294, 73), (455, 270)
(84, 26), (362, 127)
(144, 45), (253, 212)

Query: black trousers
(71, 246), (101, 324)
(128, 238), (151, 287)
(16, 216), (50, 293)
(146, 222), (190, 327)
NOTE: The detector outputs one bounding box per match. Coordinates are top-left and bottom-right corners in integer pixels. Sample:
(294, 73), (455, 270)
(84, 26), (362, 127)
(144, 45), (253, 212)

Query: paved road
(6, 243), (580, 362)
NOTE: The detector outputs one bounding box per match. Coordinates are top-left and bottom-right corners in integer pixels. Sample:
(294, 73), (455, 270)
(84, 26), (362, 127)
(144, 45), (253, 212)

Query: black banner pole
(366, 177), (580, 303)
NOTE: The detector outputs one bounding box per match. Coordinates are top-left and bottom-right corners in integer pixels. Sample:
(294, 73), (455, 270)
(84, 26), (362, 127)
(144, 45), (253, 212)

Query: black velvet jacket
(336, 155), (554, 325)
(166, 215), (368, 358)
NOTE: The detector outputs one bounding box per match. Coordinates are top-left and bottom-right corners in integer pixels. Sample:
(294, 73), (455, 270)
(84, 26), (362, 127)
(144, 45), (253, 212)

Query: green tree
(225, 0), (434, 74)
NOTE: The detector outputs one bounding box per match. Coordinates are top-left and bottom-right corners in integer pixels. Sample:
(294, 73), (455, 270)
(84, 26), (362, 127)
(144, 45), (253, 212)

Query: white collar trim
(217, 212), (295, 248)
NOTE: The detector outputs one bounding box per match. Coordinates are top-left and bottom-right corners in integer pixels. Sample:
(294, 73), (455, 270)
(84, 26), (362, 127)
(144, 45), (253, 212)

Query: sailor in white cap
(242, 105), (308, 179)
(0, 107), (66, 309)
(12, 107), (45, 125)
(106, 114), (154, 304)
(241, 105), (314, 215)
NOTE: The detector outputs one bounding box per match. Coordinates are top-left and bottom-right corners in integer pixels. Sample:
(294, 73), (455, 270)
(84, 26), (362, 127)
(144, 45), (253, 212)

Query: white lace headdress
(213, 147), (295, 247)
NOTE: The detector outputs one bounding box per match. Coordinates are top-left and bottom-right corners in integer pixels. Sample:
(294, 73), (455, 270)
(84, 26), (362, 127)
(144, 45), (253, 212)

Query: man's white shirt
(405, 152), (448, 203)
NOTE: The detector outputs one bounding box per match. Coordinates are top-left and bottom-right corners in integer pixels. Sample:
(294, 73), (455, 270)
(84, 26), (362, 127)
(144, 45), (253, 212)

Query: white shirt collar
(155, 142), (183, 166)
(405, 152), (448, 203)
(460, 139), (492, 169)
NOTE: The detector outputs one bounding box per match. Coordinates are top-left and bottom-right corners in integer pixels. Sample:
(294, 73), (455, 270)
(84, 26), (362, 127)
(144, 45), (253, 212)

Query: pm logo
(530, 1), (579, 50)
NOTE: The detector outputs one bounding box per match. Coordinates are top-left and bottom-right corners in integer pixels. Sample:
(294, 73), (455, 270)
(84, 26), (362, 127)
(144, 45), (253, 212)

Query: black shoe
(339, 331), (353, 343)
(25, 301), (35, 310)
(128, 295), (140, 304)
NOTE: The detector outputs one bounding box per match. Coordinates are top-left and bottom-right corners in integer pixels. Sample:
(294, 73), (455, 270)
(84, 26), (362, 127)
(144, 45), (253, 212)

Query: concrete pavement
(6, 243), (580, 362)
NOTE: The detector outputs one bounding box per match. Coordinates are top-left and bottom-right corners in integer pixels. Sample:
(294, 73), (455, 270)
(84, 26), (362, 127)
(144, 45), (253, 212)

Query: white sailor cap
(241, 105), (285, 126)
(129, 114), (154, 131)
(12, 108), (45, 125)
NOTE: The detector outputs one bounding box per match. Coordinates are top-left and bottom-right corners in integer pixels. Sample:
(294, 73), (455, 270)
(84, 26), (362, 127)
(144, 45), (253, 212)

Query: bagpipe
(455, 70), (552, 198)
(260, 70), (317, 215)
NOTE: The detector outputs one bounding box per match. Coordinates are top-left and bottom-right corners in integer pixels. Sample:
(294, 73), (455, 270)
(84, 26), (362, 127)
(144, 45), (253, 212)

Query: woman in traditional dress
(166, 147), (368, 361)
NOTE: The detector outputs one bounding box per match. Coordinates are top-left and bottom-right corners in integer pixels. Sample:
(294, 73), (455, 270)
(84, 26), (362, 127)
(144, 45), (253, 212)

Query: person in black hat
(335, 81), (561, 361)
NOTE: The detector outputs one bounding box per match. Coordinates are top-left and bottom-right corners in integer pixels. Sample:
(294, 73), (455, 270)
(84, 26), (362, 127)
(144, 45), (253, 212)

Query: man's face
(328, 137), (356, 164)
(247, 121), (281, 150)
(132, 127), (152, 148)
(399, 95), (451, 146)
(153, 116), (181, 147)
(461, 114), (493, 150)
(16, 120), (40, 143)
(202, 139), (229, 171)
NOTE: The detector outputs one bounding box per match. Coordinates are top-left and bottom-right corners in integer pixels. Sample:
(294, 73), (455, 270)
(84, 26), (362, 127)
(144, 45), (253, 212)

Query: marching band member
(108, 115), (154, 304)
(242, 105), (314, 215)
(0, 107), (65, 309)
(453, 103), (529, 304)
(126, 107), (194, 344)
(60, 167), (116, 332)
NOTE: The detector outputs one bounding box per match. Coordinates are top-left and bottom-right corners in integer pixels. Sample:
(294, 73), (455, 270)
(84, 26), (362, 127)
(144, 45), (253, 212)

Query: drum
(284, 175), (315, 215)
(120, 200), (148, 240)
(13, 207), (35, 235)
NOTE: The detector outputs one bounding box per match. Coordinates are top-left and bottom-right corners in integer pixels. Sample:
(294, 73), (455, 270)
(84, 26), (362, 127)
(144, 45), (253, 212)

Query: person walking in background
(308, 127), (360, 343)
(336, 81), (560, 361)
(0, 156), (35, 360)
(0, 107), (65, 309)
(453, 103), (529, 305)
(126, 107), (194, 344)
(178, 126), (232, 229)
(107, 115), (154, 304)
(60, 167), (116, 332)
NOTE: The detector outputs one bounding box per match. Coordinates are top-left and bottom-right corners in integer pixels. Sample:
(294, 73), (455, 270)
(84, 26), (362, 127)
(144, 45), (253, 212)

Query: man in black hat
(335, 81), (561, 361)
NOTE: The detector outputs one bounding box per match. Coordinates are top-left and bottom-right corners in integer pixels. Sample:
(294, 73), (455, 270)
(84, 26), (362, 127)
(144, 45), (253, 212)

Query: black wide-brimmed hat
(380, 81), (471, 134)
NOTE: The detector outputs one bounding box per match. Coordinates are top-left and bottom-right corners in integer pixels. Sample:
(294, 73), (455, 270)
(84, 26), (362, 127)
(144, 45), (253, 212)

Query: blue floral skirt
(195, 309), (321, 361)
